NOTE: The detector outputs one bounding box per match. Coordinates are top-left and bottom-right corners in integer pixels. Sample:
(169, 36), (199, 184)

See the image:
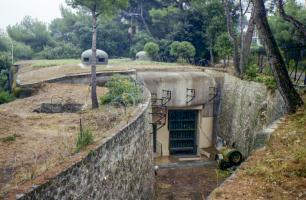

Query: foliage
(66, 0), (128, 18)
(170, 41), (196, 63)
(254, 76), (277, 90)
(269, 0), (306, 47)
(1, 134), (17, 143)
(75, 129), (94, 152)
(0, 91), (14, 104)
(36, 42), (81, 59)
(0, 55), (10, 92)
(7, 16), (53, 52)
(100, 75), (143, 106)
(13, 41), (33, 60)
(144, 42), (160, 60)
(130, 32), (155, 57)
(214, 33), (233, 60)
(244, 63), (277, 90)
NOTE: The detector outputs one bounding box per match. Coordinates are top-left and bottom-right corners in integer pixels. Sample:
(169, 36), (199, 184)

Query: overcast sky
(0, 0), (66, 30)
(0, 0), (305, 30)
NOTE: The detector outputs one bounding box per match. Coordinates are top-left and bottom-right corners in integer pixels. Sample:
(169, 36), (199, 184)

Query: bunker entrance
(168, 110), (197, 155)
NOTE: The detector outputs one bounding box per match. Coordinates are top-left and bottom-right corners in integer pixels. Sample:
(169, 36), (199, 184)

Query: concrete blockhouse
(137, 71), (216, 156)
(81, 49), (108, 65)
(136, 51), (151, 61)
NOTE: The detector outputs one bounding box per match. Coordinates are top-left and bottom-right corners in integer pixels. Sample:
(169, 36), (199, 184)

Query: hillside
(210, 92), (306, 200)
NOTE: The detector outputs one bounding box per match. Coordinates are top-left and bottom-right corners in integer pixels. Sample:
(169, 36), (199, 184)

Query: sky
(0, 0), (305, 30)
(0, 0), (67, 30)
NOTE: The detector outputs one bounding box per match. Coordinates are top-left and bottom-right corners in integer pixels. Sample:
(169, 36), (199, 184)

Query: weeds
(75, 129), (94, 152)
(100, 75), (143, 106)
(1, 134), (18, 143)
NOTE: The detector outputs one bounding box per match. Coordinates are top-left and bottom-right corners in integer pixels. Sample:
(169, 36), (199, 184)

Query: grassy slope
(211, 92), (306, 200)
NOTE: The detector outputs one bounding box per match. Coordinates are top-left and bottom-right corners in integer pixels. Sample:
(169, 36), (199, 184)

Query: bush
(75, 129), (94, 152)
(144, 42), (160, 60)
(157, 39), (175, 62)
(0, 91), (14, 104)
(100, 75), (143, 106)
(130, 32), (155, 57)
(14, 41), (33, 60)
(170, 41), (196, 63)
(244, 63), (258, 80)
(255, 75), (277, 90)
(36, 42), (81, 59)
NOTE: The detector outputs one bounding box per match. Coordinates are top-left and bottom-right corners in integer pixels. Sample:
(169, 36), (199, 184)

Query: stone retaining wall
(16, 89), (154, 200)
(208, 70), (287, 157)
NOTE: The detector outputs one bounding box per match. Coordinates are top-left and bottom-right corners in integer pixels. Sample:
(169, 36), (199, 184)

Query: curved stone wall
(13, 88), (154, 200)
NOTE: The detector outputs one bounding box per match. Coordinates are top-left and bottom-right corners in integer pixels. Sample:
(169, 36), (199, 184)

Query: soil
(155, 164), (226, 200)
(0, 83), (135, 198)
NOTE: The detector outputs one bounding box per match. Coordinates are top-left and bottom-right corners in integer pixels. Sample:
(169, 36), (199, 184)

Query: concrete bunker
(81, 49), (109, 65)
(138, 71), (216, 156)
(136, 51), (151, 61)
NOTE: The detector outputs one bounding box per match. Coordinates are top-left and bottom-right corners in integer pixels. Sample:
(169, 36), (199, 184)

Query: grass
(31, 59), (80, 68)
(75, 129), (95, 153)
(210, 92), (306, 199)
(0, 134), (18, 143)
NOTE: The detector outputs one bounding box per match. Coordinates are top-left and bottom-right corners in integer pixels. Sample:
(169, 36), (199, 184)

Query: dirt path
(155, 162), (226, 200)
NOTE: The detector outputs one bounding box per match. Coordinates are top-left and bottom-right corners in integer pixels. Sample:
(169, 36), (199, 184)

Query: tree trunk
(223, 0), (241, 76)
(276, 0), (306, 38)
(253, 0), (303, 113)
(91, 10), (99, 109)
(239, 8), (256, 74)
(209, 41), (214, 65)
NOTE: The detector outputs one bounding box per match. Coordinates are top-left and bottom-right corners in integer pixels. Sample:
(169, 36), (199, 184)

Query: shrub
(100, 75), (143, 106)
(255, 75), (277, 90)
(130, 31), (155, 56)
(75, 129), (94, 152)
(0, 91), (14, 104)
(214, 33), (232, 61)
(144, 42), (160, 60)
(170, 41), (196, 63)
(14, 41), (33, 60)
(36, 43), (81, 59)
(244, 63), (258, 80)
(1, 134), (17, 143)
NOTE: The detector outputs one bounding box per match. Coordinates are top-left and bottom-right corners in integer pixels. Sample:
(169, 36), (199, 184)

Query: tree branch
(276, 0), (306, 38)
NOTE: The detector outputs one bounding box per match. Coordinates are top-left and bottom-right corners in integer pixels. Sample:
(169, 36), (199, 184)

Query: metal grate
(168, 110), (197, 155)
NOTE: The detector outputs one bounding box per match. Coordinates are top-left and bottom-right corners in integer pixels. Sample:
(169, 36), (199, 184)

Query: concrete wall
(208, 70), (287, 157)
(138, 71), (216, 156)
(16, 89), (154, 200)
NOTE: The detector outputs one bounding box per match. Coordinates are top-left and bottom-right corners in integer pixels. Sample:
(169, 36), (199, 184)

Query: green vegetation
(0, 55), (14, 104)
(0, 91), (14, 104)
(216, 169), (232, 179)
(1, 134), (18, 143)
(31, 59), (80, 68)
(244, 64), (277, 90)
(214, 33), (232, 65)
(144, 42), (160, 60)
(75, 129), (94, 152)
(100, 75), (143, 106)
(170, 41), (196, 63)
(37, 43), (81, 60)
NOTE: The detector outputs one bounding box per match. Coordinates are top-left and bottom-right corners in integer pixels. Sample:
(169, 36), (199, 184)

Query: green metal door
(168, 110), (197, 155)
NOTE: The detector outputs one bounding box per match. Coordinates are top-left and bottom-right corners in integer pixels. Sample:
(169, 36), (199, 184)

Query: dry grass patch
(0, 83), (139, 198)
